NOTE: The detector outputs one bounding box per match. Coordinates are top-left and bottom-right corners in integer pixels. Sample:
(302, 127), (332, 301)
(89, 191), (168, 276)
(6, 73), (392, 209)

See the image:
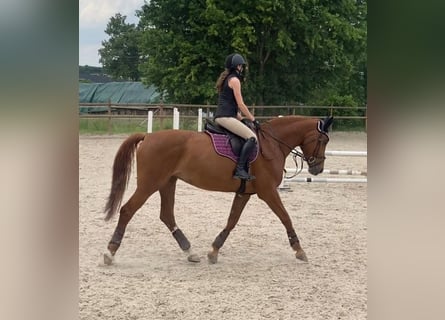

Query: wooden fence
(79, 102), (367, 133)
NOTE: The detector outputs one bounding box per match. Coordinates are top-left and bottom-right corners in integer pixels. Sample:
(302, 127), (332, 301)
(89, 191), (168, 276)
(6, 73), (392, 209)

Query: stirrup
(233, 169), (256, 181)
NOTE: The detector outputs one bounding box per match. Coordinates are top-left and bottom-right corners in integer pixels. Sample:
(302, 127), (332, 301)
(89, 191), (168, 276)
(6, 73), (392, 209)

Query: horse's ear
(322, 116), (334, 132)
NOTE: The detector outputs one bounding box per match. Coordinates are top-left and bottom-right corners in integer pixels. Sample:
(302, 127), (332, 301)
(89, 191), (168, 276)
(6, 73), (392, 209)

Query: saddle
(204, 119), (258, 163)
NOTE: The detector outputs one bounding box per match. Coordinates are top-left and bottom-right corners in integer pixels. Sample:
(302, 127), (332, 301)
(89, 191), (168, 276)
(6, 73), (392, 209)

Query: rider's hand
(253, 119), (261, 130)
(241, 118), (251, 126)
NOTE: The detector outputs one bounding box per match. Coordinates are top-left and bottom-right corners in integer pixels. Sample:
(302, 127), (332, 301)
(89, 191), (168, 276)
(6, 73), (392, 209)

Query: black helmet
(225, 53), (246, 70)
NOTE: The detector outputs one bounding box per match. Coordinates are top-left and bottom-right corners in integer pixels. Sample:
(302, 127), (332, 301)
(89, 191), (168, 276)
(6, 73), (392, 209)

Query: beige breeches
(214, 117), (257, 141)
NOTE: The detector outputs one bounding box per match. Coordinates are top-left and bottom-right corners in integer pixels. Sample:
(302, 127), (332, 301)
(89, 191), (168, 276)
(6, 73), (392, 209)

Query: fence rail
(79, 102), (367, 133)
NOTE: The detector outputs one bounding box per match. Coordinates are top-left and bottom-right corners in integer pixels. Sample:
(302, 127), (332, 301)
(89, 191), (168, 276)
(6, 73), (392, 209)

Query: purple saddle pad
(205, 131), (258, 164)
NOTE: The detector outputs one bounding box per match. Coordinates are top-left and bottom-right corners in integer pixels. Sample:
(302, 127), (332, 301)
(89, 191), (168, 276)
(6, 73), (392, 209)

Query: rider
(215, 53), (258, 181)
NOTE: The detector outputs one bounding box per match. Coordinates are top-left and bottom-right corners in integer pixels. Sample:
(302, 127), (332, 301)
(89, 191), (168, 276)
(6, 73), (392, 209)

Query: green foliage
(99, 13), (141, 81)
(79, 65), (117, 83)
(319, 94), (358, 108)
(98, 0), (366, 117)
(296, 0), (367, 106)
(308, 93), (366, 130)
(134, 0), (366, 108)
(79, 65), (102, 74)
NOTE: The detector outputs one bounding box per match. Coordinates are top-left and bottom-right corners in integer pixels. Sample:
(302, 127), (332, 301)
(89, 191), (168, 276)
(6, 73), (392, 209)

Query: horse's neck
(271, 117), (312, 153)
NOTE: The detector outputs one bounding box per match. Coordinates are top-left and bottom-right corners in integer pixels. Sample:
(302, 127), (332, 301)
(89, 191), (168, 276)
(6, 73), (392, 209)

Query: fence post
(330, 107), (334, 132)
(107, 99), (112, 135)
(365, 106), (367, 133)
(147, 110), (153, 133)
(159, 100), (164, 130)
(198, 108), (202, 131)
(173, 107), (179, 129)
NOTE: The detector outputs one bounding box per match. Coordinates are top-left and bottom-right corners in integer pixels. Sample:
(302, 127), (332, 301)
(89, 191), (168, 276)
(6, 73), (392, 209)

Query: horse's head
(300, 116), (333, 175)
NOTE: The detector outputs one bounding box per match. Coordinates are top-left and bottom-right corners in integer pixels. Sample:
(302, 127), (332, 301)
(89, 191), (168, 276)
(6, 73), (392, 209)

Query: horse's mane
(265, 115), (310, 125)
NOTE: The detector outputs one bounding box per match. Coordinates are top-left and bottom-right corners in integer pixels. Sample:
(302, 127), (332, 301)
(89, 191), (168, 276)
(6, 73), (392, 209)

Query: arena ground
(79, 131), (367, 320)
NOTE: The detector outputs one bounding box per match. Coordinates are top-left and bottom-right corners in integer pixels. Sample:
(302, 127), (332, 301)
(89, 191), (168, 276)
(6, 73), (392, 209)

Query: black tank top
(215, 73), (239, 118)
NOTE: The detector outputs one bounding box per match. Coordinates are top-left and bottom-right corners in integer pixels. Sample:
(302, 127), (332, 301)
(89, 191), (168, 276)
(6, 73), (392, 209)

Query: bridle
(300, 131), (329, 165)
(258, 121), (329, 178)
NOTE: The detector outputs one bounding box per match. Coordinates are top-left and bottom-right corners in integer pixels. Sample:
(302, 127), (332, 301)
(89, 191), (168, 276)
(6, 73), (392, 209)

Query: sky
(79, 0), (145, 67)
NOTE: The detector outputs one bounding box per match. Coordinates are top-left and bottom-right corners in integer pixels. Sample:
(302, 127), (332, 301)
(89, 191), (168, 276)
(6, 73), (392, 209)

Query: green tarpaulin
(79, 82), (161, 113)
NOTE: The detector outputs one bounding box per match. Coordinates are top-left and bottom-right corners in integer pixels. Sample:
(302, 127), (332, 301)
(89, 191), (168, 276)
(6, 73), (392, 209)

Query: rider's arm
(229, 77), (255, 122)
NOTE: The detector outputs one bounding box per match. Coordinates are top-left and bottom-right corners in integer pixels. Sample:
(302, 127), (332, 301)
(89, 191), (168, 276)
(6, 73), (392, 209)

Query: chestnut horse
(103, 115), (333, 265)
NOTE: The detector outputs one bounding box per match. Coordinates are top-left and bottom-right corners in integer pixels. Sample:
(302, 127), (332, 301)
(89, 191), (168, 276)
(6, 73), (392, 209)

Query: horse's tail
(104, 133), (146, 221)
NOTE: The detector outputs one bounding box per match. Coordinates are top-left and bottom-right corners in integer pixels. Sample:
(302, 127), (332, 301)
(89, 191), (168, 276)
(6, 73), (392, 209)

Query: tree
(99, 13), (141, 81)
(136, 0), (367, 106)
(136, 0), (221, 103)
(302, 0), (367, 108)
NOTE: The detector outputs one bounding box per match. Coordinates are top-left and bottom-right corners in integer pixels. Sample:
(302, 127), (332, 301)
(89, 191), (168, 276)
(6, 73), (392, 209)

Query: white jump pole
(173, 108), (179, 129)
(147, 110), (153, 133)
(325, 150), (367, 157)
(198, 108), (202, 132)
(285, 168), (367, 176)
(285, 177), (367, 183)
(292, 149), (367, 157)
(278, 174), (291, 191)
(279, 149), (367, 186)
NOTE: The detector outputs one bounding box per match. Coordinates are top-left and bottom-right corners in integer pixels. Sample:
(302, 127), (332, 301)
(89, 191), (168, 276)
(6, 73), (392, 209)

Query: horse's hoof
(207, 252), (218, 264)
(187, 253), (201, 263)
(104, 252), (114, 265)
(295, 250), (308, 262)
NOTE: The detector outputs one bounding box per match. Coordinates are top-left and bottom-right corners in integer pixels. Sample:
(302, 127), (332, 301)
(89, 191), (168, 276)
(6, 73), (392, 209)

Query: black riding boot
(233, 137), (257, 180)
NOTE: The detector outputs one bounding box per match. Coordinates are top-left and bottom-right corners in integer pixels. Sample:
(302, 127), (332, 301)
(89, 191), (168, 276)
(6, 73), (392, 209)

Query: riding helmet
(225, 53), (246, 70)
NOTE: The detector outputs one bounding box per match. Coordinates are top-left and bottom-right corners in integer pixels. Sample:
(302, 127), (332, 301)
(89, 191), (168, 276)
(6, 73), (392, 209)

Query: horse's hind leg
(104, 187), (153, 265)
(208, 193), (251, 264)
(159, 177), (200, 263)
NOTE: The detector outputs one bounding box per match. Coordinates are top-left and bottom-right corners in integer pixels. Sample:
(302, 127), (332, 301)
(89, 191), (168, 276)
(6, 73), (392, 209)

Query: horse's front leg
(208, 193), (251, 264)
(257, 188), (308, 262)
(159, 177), (200, 262)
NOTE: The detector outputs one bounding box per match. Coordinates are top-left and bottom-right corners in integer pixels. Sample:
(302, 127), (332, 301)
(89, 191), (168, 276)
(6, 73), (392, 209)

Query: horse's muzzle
(308, 165), (323, 175)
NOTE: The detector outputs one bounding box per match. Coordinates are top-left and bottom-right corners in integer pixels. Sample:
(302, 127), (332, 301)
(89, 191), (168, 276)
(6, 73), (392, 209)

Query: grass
(79, 118), (366, 135)
(79, 118), (202, 134)
(79, 119), (145, 134)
